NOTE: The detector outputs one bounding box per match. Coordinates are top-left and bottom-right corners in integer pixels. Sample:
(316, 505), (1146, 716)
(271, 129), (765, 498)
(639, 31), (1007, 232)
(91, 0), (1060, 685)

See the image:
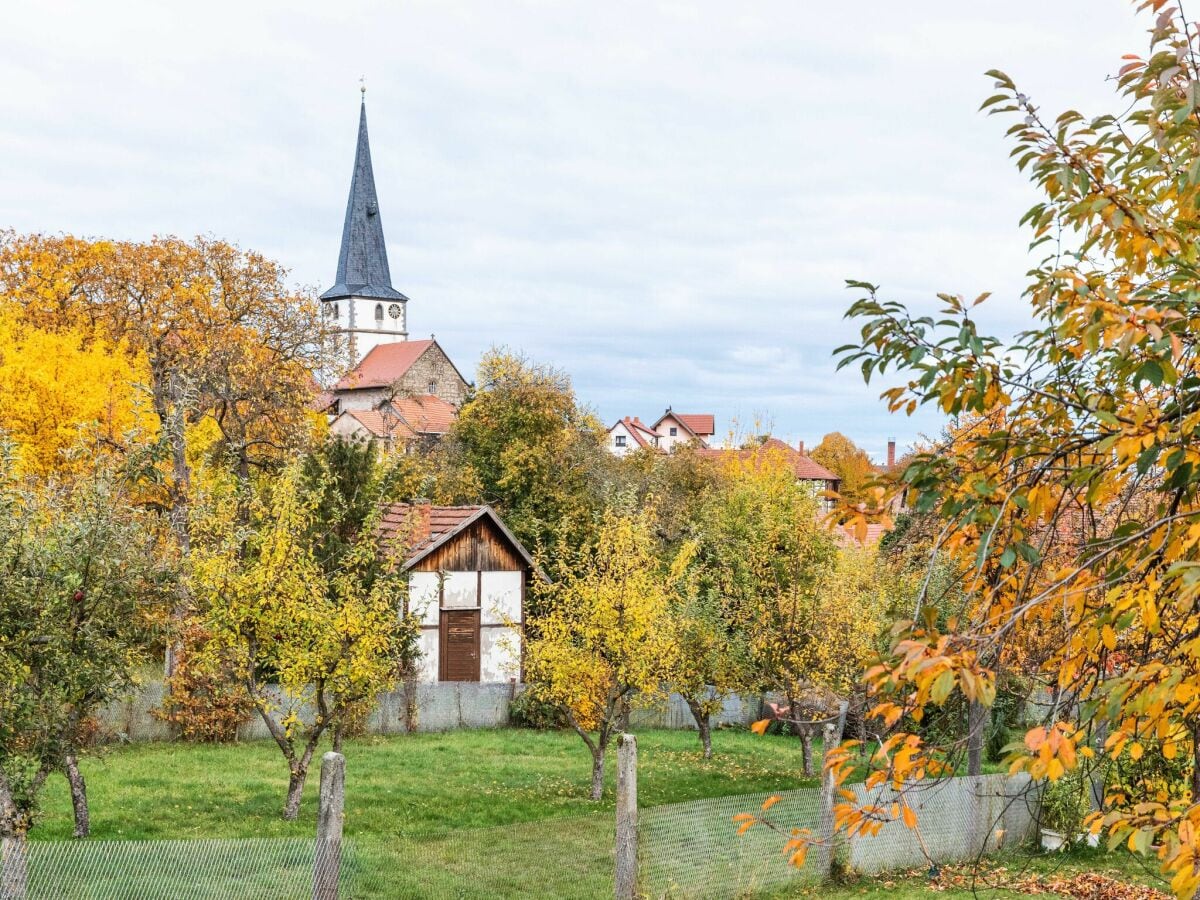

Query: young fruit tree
(0, 440), (171, 860)
(749, 5), (1200, 893)
(523, 509), (678, 799)
(190, 457), (418, 819)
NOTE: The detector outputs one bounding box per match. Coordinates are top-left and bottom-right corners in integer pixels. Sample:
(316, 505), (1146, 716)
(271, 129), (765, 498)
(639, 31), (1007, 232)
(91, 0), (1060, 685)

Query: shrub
(509, 689), (566, 730)
(155, 623), (253, 742)
(1040, 769), (1089, 837)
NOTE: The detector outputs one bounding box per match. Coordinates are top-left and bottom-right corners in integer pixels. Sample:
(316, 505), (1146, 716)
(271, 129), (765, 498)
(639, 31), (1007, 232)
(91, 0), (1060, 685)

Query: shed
(380, 503), (546, 683)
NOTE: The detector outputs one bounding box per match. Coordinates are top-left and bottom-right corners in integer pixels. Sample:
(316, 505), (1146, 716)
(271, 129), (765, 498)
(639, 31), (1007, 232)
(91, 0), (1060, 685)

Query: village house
(380, 503), (546, 683)
(606, 407), (716, 455)
(654, 408), (715, 451)
(328, 392), (458, 453)
(607, 416), (660, 456)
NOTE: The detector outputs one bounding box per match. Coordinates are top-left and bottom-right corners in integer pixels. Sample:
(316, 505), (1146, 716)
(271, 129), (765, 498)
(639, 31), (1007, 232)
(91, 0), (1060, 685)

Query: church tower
(320, 95), (409, 364)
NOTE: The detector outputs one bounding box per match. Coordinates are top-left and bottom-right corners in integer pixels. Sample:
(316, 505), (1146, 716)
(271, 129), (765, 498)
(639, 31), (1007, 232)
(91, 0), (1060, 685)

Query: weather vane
(360, 76), (366, 98)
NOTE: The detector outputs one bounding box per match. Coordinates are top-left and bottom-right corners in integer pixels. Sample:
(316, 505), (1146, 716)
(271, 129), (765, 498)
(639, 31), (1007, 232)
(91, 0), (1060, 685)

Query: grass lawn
(31, 727), (816, 898)
(26, 728), (1163, 899)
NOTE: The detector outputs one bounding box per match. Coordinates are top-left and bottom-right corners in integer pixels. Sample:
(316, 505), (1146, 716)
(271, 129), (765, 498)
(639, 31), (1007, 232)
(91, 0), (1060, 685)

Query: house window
(669, 427), (678, 437)
(375, 303), (384, 323)
(615, 435), (627, 448)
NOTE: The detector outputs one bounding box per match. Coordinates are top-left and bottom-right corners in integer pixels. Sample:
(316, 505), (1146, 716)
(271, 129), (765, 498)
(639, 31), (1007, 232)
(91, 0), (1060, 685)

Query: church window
(333, 303), (340, 319)
(375, 303), (384, 323)
(427, 380), (437, 394)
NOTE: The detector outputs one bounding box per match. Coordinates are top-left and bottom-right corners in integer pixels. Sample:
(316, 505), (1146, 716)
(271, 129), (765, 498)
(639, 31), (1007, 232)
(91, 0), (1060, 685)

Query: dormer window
(375, 303), (384, 323)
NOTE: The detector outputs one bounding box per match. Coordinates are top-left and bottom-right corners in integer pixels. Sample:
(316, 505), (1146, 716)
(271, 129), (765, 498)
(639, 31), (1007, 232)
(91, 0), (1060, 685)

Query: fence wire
(638, 788), (822, 899)
(1, 837), (354, 900)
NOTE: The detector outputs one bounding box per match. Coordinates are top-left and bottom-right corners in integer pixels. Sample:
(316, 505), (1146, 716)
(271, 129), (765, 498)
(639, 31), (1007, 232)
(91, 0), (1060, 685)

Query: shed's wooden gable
(408, 516), (527, 573)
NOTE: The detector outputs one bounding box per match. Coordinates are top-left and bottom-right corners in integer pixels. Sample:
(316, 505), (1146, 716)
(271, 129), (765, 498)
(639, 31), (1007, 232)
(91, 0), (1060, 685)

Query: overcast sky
(1, 1), (1148, 460)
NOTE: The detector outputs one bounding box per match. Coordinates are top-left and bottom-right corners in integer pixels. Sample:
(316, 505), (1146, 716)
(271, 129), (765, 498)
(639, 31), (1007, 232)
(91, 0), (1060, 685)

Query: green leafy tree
(445, 349), (608, 562)
(0, 439), (171, 858)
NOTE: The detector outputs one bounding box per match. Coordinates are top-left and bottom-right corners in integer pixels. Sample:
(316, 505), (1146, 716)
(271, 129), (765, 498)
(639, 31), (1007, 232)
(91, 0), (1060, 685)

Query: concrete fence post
(615, 733), (638, 900)
(814, 701), (849, 879)
(312, 751), (345, 900)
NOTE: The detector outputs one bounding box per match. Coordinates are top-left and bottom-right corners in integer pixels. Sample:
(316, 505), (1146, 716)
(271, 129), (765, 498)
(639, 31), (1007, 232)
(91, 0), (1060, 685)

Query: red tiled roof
(391, 395), (457, 434)
(696, 438), (839, 482)
(378, 503), (548, 580)
(335, 339), (435, 390)
(675, 413), (715, 436)
(379, 504), (483, 559)
(340, 409), (415, 441)
(653, 411), (716, 437)
(611, 416), (660, 450)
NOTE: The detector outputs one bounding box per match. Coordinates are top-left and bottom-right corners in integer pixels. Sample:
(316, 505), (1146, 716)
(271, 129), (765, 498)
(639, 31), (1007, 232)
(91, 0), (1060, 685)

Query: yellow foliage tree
(0, 310), (154, 477)
(190, 460), (415, 819)
(524, 510), (678, 800)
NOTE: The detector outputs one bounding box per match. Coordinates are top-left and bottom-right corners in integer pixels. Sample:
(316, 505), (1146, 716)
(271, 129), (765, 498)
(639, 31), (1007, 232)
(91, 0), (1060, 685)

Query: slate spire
(321, 99), (408, 302)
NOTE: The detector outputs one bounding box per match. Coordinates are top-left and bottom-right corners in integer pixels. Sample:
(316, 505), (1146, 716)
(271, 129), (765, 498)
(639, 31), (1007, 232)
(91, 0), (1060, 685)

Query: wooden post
(614, 733), (638, 900)
(312, 751), (345, 900)
(814, 701), (849, 880)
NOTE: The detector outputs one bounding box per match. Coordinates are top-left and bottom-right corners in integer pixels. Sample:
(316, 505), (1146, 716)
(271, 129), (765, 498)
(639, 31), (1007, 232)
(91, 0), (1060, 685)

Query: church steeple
(322, 96), (409, 362)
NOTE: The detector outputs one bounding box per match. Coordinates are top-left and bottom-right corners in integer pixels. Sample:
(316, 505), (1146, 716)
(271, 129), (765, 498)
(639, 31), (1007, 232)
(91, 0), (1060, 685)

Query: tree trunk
(1192, 720), (1200, 804)
(967, 701), (988, 777)
(590, 745), (606, 801)
(283, 766), (308, 821)
(332, 725), (344, 755)
(799, 730), (814, 777)
(684, 698), (713, 759)
(64, 753), (89, 838)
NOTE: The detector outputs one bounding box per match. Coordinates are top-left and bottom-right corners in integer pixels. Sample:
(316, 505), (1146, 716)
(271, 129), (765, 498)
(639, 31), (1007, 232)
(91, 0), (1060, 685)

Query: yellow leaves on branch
(1008, 722), (1087, 782)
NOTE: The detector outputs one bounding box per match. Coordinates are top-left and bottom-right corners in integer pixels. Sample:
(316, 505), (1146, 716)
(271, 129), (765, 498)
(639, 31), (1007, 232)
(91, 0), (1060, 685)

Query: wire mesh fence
(637, 788), (822, 899)
(1, 837), (355, 900)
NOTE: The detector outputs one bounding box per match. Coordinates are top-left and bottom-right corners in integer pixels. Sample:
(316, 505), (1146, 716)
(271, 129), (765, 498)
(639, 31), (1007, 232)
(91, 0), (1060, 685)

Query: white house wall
(407, 568), (523, 684)
(607, 422), (638, 456)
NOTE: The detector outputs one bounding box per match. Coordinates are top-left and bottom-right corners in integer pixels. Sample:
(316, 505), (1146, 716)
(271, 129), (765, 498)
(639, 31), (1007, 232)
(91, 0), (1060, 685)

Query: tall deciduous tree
(524, 510), (678, 800)
(0, 233), (335, 673)
(190, 459), (417, 819)
(810, 432), (874, 505)
(768, 6), (1200, 893)
(444, 349), (608, 561)
(0, 438), (171, 853)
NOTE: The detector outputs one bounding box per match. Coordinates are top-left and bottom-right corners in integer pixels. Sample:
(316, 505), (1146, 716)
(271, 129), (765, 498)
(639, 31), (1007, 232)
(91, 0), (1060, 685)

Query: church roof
(335, 339), (436, 390)
(321, 100), (408, 303)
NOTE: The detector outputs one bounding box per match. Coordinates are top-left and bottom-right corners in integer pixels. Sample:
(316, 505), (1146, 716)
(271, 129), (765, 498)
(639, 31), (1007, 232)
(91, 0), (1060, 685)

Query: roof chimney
(887, 438), (896, 468)
(797, 440), (805, 455)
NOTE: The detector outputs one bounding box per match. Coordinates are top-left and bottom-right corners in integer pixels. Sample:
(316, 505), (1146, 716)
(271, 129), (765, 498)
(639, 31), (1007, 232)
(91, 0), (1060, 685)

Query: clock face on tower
(388, 303), (402, 320)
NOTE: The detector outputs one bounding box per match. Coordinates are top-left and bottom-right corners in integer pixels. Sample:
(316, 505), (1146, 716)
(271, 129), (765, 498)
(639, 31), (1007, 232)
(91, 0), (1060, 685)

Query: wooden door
(439, 609), (481, 682)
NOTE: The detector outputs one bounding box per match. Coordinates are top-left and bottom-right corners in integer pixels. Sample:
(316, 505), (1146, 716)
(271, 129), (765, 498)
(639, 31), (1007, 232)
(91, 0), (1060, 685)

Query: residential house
(329, 393), (457, 453)
(653, 408), (715, 451)
(380, 503), (547, 683)
(607, 416), (660, 456)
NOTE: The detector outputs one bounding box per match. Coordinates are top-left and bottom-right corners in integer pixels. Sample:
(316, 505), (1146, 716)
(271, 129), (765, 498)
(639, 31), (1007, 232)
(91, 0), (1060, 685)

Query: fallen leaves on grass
(920, 864), (1168, 899)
